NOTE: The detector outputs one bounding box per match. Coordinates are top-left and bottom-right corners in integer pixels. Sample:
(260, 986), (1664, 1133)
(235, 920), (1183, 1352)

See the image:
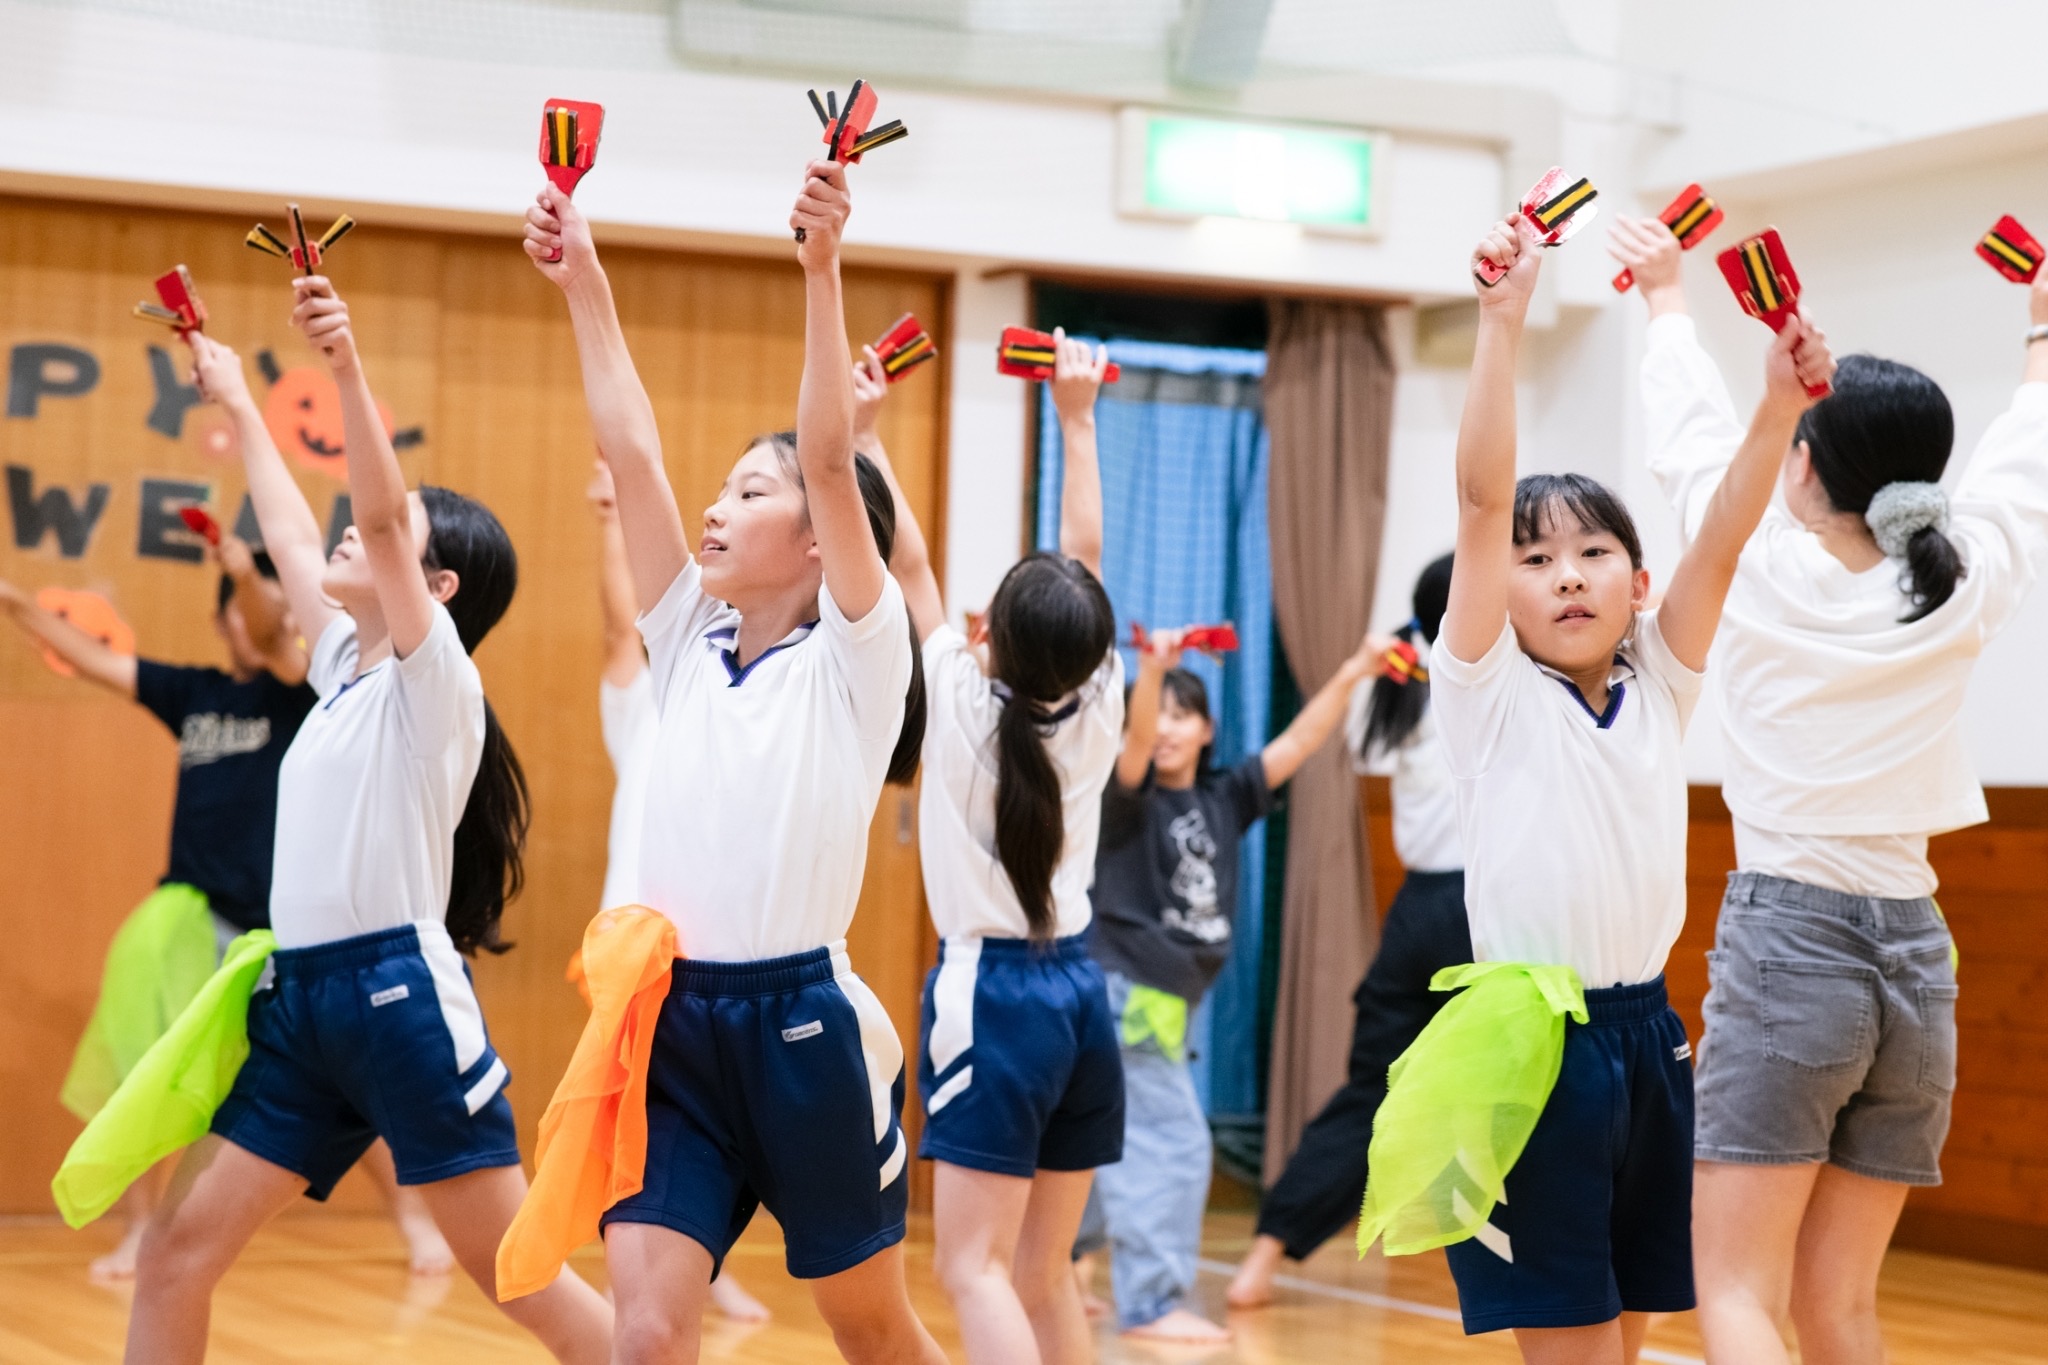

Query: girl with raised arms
(1362, 210), (1830, 1365)
(518, 160), (941, 1365)
(851, 330), (1123, 1365)
(1613, 215), (2048, 1365)
(121, 285), (613, 1361)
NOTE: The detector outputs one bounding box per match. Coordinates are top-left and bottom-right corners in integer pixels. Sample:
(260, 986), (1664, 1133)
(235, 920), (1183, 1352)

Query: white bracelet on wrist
(2028, 323), (2048, 346)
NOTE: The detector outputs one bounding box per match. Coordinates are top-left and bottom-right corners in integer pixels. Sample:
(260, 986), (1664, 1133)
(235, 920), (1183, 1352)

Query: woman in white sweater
(1613, 217), (2048, 1365)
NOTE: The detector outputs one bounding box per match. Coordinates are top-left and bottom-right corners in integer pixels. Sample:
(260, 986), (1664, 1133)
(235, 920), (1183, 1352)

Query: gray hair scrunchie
(1865, 482), (1949, 558)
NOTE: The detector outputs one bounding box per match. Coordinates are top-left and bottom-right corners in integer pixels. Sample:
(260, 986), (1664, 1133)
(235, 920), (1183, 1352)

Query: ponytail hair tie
(1382, 638), (1428, 686)
(1865, 482), (1949, 559)
(992, 681), (1079, 725)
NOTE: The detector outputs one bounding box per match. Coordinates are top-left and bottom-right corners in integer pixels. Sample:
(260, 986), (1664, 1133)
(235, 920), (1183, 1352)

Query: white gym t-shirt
(1644, 313), (2048, 896)
(1346, 648), (1464, 876)
(1432, 613), (1703, 988)
(598, 669), (658, 910)
(636, 559), (912, 961)
(269, 606), (485, 949)
(918, 625), (1124, 942)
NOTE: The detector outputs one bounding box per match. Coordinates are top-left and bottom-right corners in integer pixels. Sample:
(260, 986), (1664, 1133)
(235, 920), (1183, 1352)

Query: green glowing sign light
(1121, 111), (1384, 234)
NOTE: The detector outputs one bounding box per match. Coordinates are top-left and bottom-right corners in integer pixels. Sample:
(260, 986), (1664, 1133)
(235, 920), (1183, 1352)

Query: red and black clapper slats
(997, 327), (1122, 384)
(1978, 215), (2043, 284)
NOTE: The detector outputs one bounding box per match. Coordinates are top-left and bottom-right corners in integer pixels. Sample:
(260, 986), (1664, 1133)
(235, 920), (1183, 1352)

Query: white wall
(12, 0), (2048, 779)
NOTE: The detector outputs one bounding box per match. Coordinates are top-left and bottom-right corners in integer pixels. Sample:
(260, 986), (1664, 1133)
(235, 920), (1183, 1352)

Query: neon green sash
(1357, 961), (1587, 1258)
(60, 883), (219, 1122)
(1120, 984), (1190, 1063)
(52, 930), (277, 1229)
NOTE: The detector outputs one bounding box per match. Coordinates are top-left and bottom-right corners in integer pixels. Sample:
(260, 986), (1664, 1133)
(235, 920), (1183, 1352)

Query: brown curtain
(1261, 299), (1395, 1186)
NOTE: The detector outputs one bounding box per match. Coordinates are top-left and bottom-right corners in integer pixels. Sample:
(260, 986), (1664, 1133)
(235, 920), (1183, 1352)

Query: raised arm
(526, 189), (692, 613)
(214, 535), (307, 686)
(0, 579), (136, 694)
(1116, 630), (1182, 789)
(1260, 632), (1391, 788)
(851, 346), (943, 642)
(1049, 329), (1110, 581)
(1442, 216), (1541, 664)
(1616, 214), (1748, 544)
(1608, 214), (1689, 322)
(788, 161), (887, 621)
(289, 278), (436, 659)
(587, 459), (645, 687)
(1656, 315), (1835, 669)
(187, 333), (340, 645)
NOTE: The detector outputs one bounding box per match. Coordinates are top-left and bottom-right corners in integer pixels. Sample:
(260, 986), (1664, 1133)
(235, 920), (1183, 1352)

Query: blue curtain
(1033, 339), (1271, 1121)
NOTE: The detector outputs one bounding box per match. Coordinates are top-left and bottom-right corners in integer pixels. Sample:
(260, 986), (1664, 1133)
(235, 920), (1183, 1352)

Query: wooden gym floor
(3, 1209), (2045, 1363)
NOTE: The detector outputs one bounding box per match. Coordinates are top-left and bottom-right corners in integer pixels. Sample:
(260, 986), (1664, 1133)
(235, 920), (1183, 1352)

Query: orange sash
(496, 905), (678, 1301)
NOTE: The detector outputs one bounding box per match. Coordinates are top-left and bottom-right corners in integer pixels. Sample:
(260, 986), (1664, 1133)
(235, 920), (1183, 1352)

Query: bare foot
(709, 1274), (771, 1322)
(1123, 1308), (1232, 1343)
(88, 1223), (146, 1282)
(399, 1212), (454, 1276)
(1225, 1234), (1285, 1309)
(1073, 1253), (1110, 1319)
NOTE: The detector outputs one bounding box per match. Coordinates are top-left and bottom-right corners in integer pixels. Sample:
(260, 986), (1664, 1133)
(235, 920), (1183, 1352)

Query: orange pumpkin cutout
(34, 587), (137, 679)
(262, 365), (395, 480)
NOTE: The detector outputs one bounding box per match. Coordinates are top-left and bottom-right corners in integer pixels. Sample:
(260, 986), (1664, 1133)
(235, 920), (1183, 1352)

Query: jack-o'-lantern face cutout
(261, 365), (396, 480)
(34, 587), (136, 679)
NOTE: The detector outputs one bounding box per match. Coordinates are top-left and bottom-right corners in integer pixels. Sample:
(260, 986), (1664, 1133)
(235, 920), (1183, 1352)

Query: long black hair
(419, 485), (526, 957)
(985, 553), (1115, 940)
(1795, 355), (1961, 622)
(1360, 551), (1452, 761)
(763, 433), (927, 784)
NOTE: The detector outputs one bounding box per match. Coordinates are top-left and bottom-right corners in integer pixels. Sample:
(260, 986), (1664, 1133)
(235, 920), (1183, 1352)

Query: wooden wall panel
(0, 194), (950, 1215)
(1362, 777), (2048, 1270)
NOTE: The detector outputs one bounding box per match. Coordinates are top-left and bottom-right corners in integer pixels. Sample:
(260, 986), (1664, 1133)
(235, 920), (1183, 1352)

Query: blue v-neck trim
(1557, 676), (1626, 729)
(707, 622), (819, 687)
(324, 665), (383, 709)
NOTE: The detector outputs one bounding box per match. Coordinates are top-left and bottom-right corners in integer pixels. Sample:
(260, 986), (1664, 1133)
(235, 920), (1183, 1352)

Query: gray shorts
(1694, 872), (1958, 1186)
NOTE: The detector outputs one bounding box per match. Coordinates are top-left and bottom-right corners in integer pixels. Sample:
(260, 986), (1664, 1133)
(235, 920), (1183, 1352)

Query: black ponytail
(763, 433), (927, 783)
(987, 553), (1116, 940)
(1360, 551), (1453, 762)
(419, 485), (526, 956)
(1795, 355), (1961, 622)
(450, 701), (528, 955)
(1898, 524), (1966, 623)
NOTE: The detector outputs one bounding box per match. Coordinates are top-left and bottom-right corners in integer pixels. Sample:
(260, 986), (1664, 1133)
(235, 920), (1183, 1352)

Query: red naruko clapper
(1476, 166), (1600, 286)
(1717, 228), (1830, 397)
(997, 327), (1121, 384)
(1613, 182), (1725, 292)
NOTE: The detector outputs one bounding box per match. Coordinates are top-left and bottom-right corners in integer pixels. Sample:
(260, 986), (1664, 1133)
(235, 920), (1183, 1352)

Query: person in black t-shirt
(1074, 624), (1388, 1343)
(1, 541), (450, 1281)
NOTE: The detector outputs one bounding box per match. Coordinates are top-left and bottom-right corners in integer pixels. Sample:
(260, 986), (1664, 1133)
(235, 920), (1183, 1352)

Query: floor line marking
(1192, 1257), (1704, 1364)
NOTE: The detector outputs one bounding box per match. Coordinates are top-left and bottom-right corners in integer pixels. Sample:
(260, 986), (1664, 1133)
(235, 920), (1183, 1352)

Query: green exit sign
(1117, 110), (1387, 236)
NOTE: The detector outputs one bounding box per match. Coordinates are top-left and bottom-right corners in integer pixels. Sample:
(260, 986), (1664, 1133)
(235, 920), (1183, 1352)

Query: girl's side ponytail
(447, 697), (528, 956)
(1359, 551), (1453, 762)
(993, 690), (1065, 941)
(1359, 621), (1429, 762)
